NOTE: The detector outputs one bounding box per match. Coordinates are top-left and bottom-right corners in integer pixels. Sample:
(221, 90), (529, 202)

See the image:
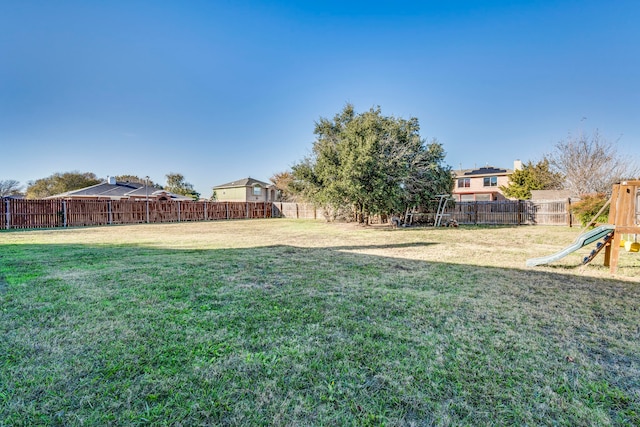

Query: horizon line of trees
(1, 172), (200, 201)
(3, 113), (638, 213)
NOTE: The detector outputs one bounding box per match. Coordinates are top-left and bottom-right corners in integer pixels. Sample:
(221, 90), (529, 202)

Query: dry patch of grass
(1, 220), (639, 425)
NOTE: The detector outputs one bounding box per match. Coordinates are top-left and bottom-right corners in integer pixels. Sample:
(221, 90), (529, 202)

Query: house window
(458, 178), (470, 188)
(483, 176), (497, 187)
(253, 186), (262, 196)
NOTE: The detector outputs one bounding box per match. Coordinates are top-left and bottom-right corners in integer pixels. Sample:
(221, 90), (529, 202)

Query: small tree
(165, 173), (200, 200)
(0, 179), (23, 197)
(547, 130), (639, 195)
(270, 171), (296, 202)
(571, 193), (609, 227)
(500, 159), (564, 200)
(115, 175), (162, 188)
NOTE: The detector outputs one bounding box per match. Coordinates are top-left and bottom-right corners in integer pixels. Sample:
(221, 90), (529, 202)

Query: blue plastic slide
(526, 224), (615, 267)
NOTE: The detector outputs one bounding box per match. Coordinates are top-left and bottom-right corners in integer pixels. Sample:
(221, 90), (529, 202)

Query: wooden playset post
(604, 180), (640, 273)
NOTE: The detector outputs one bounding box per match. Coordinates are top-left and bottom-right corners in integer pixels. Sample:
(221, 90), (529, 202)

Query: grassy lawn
(1, 220), (639, 426)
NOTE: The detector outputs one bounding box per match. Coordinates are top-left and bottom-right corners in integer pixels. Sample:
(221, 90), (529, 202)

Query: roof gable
(213, 177), (272, 189)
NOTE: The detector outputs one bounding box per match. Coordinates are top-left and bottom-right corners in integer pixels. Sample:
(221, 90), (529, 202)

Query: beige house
(452, 161), (522, 202)
(213, 177), (278, 202)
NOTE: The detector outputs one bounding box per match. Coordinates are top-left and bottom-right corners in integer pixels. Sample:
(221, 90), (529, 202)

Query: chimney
(513, 159), (523, 171)
(107, 176), (117, 185)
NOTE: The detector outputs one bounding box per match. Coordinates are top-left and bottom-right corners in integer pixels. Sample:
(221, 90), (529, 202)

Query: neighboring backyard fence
(0, 199), (322, 230)
(1, 199), (574, 230)
(444, 199), (575, 226)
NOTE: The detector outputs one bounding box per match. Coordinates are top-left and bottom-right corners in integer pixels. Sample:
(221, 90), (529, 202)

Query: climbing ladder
(582, 231), (615, 265)
(434, 195), (451, 227)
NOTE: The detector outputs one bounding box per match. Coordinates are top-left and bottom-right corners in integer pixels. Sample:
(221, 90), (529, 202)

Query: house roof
(455, 166), (512, 177)
(213, 177), (272, 189)
(46, 180), (192, 200)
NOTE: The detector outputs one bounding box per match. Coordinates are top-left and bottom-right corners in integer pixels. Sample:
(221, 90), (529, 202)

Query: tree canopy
(0, 180), (23, 197)
(270, 171), (297, 202)
(500, 159), (564, 200)
(164, 173), (200, 200)
(25, 171), (101, 199)
(290, 104), (453, 223)
(547, 130), (639, 195)
(115, 175), (162, 188)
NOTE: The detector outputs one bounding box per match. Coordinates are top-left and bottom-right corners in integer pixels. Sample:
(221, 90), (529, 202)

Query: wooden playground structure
(526, 180), (639, 272)
(604, 180), (640, 273)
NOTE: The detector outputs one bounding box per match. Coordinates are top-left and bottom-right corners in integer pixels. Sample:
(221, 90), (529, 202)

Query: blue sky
(1, 1), (638, 197)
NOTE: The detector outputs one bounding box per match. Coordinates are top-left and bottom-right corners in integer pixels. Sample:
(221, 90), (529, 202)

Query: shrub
(572, 193), (609, 226)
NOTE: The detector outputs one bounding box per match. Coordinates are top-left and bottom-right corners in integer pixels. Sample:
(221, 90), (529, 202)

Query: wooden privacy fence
(443, 200), (574, 226)
(1, 199), (282, 230)
(1, 199), (573, 230)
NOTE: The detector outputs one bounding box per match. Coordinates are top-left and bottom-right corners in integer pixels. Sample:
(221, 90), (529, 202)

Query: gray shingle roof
(213, 177), (272, 189)
(47, 181), (192, 200)
(464, 167), (508, 176)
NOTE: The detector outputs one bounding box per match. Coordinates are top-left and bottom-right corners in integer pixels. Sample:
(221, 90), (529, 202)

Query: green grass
(1, 220), (639, 426)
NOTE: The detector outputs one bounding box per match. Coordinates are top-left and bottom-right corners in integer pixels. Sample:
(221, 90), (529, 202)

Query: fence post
(4, 199), (10, 230)
(226, 202), (229, 219)
(473, 201), (478, 225)
(566, 198), (572, 227)
(62, 200), (68, 227)
(246, 202), (249, 219)
(517, 200), (522, 225)
(204, 201), (208, 220)
(108, 200), (112, 225)
(178, 201), (181, 222)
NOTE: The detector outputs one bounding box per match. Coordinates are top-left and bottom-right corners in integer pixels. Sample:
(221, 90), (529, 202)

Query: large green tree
(500, 159), (564, 199)
(26, 171), (101, 199)
(291, 104), (453, 223)
(165, 173), (200, 200)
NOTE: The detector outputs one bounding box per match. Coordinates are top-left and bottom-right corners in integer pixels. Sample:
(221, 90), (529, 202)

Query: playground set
(527, 180), (640, 273)
(403, 195), (457, 227)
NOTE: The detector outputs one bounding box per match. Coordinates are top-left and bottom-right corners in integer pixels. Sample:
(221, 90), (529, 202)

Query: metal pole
(145, 176), (149, 224)
(4, 198), (10, 230)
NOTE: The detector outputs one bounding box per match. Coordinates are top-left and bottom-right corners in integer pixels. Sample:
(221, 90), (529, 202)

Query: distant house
(213, 177), (278, 202)
(452, 161), (521, 202)
(46, 176), (192, 201)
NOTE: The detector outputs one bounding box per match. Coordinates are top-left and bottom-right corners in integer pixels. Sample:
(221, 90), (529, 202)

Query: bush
(572, 193), (609, 226)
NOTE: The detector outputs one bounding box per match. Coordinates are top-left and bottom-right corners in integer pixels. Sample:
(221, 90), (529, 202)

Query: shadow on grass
(325, 241), (437, 251)
(1, 241), (639, 426)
